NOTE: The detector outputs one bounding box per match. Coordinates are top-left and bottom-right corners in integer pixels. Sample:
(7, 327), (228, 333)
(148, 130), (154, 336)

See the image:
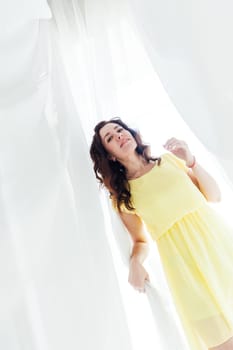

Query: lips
(120, 139), (130, 147)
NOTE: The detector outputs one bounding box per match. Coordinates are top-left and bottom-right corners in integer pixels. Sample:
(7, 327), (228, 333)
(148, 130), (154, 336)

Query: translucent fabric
(48, 2), (190, 347)
(158, 205), (233, 348)
(128, 0), (233, 180)
(2, 1), (233, 350)
(0, 9), (132, 350)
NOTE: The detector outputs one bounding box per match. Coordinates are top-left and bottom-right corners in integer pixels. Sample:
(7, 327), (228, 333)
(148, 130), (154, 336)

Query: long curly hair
(90, 118), (161, 211)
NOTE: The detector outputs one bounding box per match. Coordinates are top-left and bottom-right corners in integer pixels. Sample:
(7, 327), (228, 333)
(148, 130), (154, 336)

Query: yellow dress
(127, 153), (233, 349)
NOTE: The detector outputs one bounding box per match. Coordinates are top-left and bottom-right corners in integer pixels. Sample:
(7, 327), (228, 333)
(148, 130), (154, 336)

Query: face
(99, 123), (137, 161)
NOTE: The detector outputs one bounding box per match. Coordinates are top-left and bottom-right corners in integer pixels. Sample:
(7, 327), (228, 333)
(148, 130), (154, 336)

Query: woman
(90, 117), (233, 350)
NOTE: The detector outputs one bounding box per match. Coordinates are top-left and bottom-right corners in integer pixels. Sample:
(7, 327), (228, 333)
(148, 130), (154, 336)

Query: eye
(117, 128), (123, 133)
(107, 135), (113, 143)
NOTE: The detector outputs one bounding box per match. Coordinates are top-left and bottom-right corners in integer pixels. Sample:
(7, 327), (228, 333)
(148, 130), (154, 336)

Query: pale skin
(99, 123), (233, 350)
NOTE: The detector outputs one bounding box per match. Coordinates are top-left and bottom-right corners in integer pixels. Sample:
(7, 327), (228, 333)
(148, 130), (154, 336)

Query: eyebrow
(103, 125), (119, 140)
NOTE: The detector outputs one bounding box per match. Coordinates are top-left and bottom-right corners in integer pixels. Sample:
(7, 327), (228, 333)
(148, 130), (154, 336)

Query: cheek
(127, 134), (137, 146)
(100, 136), (111, 153)
(126, 132), (135, 141)
(104, 141), (116, 155)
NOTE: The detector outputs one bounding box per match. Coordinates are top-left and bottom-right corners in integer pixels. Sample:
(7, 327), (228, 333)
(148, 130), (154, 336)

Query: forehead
(99, 123), (121, 139)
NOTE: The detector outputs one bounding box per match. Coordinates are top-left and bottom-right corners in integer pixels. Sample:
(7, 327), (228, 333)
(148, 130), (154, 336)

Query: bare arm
(119, 211), (149, 262)
(119, 211), (150, 292)
(187, 162), (221, 202)
(164, 138), (221, 202)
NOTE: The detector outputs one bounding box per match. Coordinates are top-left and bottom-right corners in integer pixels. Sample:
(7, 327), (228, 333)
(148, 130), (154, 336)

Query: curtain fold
(1, 1), (233, 349)
(48, 23), (134, 349)
(0, 5), (133, 350)
(48, 1), (192, 348)
(128, 0), (233, 180)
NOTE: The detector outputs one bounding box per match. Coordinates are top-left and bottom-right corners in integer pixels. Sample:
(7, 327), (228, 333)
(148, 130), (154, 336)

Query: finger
(164, 137), (177, 144)
(134, 284), (145, 292)
(145, 274), (150, 282)
(164, 137), (180, 145)
(167, 141), (186, 152)
(164, 142), (178, 151)
(163, 139), (180, 149)
(168, 139), (184, 148)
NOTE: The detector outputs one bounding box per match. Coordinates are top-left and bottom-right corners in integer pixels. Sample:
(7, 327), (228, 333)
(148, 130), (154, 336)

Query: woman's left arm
(187, 161), (221, 202)
(164, 137), (221, 202)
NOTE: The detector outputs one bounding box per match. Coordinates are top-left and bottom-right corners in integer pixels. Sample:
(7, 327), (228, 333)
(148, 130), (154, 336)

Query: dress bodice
(127, 153), (206, 240)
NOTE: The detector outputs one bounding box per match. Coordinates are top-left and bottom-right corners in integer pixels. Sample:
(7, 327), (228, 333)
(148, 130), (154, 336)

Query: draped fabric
(128, 0), (233, 181)
(48, 1), (190, 347)
(1, 1), (233, 350)
(0, 4), (132, 350)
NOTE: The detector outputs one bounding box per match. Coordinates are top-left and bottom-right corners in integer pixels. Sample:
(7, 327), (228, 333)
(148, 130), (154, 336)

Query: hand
(128, 258), (150, 293)
(163, 137), (194, 166)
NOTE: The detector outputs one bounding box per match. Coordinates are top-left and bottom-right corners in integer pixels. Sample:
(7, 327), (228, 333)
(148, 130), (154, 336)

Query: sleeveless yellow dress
(125, 153), (233, 349)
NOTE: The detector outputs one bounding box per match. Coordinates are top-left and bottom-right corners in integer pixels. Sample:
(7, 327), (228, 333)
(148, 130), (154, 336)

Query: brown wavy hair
(90, 118), (161, 211)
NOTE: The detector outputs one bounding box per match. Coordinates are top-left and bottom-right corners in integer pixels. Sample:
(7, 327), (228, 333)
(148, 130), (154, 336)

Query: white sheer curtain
(47, 2), (233, 349)
(1, 1), (233, 350)
(48, 1), (189, 348)
(0, 3), (132, 350)
(128, 0), (233, 181)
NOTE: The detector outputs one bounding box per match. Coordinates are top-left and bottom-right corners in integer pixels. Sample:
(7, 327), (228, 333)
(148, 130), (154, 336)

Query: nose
(116, 132), (123, 140)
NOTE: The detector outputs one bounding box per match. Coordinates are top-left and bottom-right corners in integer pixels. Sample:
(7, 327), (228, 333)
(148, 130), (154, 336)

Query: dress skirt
(156, 204), (233, 349)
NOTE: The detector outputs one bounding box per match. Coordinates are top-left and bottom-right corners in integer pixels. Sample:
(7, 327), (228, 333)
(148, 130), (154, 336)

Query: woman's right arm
(119, 211), (150, 292)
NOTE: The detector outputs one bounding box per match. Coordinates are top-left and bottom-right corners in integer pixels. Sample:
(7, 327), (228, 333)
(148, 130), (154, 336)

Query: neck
(120, 153), (148, 179)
